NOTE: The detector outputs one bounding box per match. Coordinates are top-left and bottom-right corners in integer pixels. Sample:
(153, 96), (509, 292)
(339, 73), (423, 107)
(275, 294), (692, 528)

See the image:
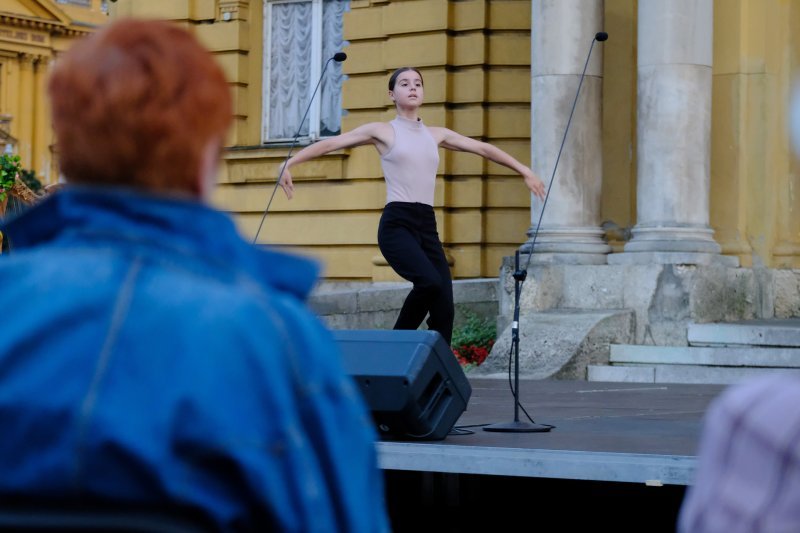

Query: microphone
(253, 52), (348, 244)
(483, 31), (608, 435)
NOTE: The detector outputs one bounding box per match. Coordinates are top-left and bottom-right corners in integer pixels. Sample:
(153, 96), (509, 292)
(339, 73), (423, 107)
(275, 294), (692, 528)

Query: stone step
(471, 308), (634, 380)
(688, 319), (800, 348)
(586, 365), (655, 383)
(610, 344), (800, 368)
(588, 363), (800, 385)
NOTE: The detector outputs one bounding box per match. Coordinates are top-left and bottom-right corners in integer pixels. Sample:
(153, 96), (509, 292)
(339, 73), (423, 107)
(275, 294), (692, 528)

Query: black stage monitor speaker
(334, 329), (472, 441)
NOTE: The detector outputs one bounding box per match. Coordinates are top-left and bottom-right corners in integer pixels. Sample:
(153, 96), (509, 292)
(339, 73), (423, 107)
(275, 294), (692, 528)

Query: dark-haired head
(388, 67), (423, 91)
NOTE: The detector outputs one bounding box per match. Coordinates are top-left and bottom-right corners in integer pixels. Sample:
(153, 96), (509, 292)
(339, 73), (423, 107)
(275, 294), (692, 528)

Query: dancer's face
(389, 71), (424, 109)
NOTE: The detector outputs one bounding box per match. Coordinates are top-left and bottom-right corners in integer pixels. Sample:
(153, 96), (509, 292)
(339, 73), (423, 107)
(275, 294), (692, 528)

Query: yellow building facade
(105, 0), (800, 278)
(0, 0), (107, 184)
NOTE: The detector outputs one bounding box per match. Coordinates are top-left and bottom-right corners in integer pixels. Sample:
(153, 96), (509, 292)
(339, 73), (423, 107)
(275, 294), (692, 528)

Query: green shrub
(450, 310), (496, 367)
(0, 154), (20, 202)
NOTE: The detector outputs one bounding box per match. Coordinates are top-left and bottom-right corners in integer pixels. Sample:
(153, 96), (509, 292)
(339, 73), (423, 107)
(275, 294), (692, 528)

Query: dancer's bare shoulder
(335, 121), (394, 154)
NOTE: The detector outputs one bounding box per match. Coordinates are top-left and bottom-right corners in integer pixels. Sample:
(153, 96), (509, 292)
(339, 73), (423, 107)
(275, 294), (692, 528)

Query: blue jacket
(0, 188), (388, 532)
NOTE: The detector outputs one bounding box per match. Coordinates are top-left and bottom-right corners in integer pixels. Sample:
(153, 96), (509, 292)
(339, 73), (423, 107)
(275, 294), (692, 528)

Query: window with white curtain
(262, 0), (349, 143)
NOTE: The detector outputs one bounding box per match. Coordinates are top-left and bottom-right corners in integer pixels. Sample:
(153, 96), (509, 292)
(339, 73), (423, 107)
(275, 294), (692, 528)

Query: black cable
(449, 423), (492, 436)
(504, 344), (556, 430)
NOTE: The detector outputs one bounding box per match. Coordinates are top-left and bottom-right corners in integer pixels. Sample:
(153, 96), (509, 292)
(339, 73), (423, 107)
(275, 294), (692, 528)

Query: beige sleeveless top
(380, 116), (440, 206)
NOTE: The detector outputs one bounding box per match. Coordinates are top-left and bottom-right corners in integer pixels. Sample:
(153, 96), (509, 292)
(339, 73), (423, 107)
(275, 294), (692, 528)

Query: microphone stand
(484, 32), (608, 434)
(252, 52), (347, 244)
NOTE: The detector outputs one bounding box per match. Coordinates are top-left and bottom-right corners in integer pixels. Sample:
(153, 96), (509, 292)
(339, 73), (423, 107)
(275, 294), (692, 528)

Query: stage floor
(377, 378), (727, 486)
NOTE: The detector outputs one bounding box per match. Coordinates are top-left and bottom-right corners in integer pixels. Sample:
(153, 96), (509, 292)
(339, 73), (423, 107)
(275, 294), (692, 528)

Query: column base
(520, 251), (609, 265)
(608, 251), (739, 267)
(623, 226), (722, 254)
(522, 226), (611, 265)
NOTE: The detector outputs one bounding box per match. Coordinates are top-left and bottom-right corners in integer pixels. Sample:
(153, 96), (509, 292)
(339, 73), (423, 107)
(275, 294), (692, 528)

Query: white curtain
(267, 0), (348, 140)
(268, 1), (313, 139)
(320, 0), (349, 136)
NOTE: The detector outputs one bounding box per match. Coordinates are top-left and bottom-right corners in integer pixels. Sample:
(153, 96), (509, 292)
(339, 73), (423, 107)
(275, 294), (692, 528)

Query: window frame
(261, 0), (326, 145)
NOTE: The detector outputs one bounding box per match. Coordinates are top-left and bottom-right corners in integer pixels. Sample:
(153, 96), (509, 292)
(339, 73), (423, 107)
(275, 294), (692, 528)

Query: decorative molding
(0, 25), (50, 49)
(18, 52), (48, 65)
(220, 0), (249, 22)
(0, 13), (93, 37)
(0, 15), (61, 33)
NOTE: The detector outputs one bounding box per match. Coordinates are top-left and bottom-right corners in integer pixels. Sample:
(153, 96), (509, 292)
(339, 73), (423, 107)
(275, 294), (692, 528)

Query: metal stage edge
(373, 377), (728, 487)
(377, 443), (695, 486)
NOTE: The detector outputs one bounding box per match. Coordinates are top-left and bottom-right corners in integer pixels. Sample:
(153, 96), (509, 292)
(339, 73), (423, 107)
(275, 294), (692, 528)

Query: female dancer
(280, 67), (546, 344)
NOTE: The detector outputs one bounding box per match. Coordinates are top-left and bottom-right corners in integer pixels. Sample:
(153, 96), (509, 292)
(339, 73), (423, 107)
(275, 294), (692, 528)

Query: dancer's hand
(523, 168), (546, 200)
(279, 168), (294, 199)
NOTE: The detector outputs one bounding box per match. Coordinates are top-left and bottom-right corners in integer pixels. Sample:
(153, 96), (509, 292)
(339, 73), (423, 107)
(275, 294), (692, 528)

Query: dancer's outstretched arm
(429, 127), (546, 200)
(278, 122), (390, 199)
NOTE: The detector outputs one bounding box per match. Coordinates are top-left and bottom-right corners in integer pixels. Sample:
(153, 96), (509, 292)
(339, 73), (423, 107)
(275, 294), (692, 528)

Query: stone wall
(310, 279), (498, 331)
(498, 258), (800, 347)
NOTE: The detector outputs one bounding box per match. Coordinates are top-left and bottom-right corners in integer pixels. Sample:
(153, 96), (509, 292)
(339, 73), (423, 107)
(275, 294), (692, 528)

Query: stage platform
(377, 378), (727, 487)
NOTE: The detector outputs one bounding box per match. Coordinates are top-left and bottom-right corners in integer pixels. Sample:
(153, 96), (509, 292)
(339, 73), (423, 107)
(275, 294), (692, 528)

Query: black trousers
(377, 202), (454, 344)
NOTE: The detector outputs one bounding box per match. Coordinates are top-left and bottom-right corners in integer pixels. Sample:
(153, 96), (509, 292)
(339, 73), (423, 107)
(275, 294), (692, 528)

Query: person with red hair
(0, 19), (388, 532)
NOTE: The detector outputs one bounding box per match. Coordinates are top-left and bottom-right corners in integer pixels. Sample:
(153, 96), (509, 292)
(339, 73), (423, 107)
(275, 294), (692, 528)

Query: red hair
(48, 19), (232, 195)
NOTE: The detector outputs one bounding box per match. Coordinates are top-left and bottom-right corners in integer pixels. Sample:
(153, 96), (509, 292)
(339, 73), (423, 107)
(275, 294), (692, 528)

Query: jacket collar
(1, 187), (320, 299)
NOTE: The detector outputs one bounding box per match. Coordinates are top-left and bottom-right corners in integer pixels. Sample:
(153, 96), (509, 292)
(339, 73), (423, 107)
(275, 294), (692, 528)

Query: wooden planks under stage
(376, 378), (727, 486)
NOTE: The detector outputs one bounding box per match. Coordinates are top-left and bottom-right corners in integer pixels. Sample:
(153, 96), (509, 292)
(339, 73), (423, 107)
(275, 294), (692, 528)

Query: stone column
(611, 0), (733, 266)
(17, 54), (35, 170)
(33, 56), (50, 180)
(527, 0), (609, 265)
